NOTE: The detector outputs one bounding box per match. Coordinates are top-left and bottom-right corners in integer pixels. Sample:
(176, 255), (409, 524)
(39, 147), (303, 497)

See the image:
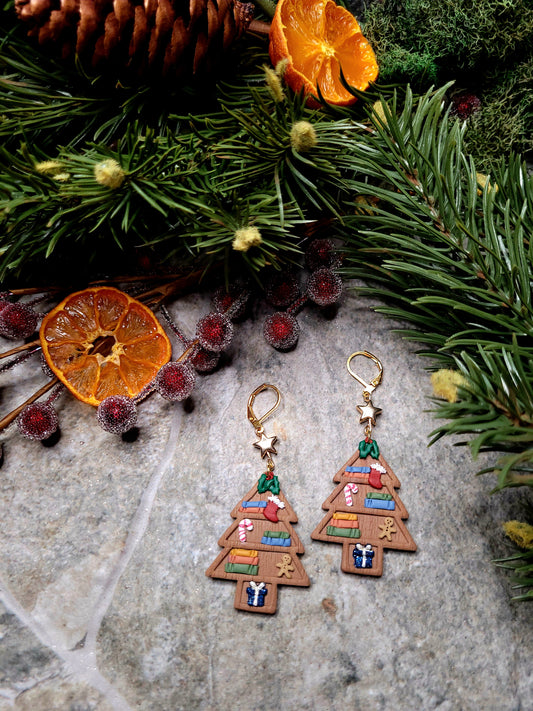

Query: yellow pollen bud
(35, 160), (64, 176)
(290, 121), (317, 152)
(476, 172), (498, 195)
(275, 59), (288, 78)
(372, 100), (387, 125)
(232, 226), (262, 252)
(94, 159), (125, 189)
(430, 369), (467, 403)
(502, 521), (533, 549)
(264, 65), (285, 103)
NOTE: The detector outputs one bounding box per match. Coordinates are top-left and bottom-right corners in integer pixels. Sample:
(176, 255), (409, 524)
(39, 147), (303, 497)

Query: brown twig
(88, 272), (199, 286)
(137, 268), (211, 307)
(6, 287), (63, 297)
(248, 19), (271, 34)
(0, 339), (40, 360)
(0, 377), (59, 433)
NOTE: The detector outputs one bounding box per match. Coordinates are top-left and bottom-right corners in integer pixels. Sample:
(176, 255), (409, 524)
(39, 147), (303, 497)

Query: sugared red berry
(191, 348), (220, 374)
(97, 395), (137, 434)
(265, 271), (300, 308)
(155, 362), (196, 401)
(17, 403), (59, 441)
(263, 312), (300, 350)
(212, 284), (249, 320)
(305, 239), (341, 271)
(196, 312), (233, 352)
(450, 92), (481, 120)
(306, 267), (343, 306)
(0, 302), (38, 340)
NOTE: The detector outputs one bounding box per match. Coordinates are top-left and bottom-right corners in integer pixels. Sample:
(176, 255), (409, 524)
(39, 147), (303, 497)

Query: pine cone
(15, 0), (255, 79)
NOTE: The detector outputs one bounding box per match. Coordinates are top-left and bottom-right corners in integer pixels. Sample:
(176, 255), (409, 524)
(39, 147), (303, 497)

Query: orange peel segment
(269, 0), (378, 106)
(40, 287), (172, 406)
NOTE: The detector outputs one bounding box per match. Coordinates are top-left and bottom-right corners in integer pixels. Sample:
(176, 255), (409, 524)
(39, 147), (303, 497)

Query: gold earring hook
(247, 383), (281, 431)
(346, 351), (383, 395)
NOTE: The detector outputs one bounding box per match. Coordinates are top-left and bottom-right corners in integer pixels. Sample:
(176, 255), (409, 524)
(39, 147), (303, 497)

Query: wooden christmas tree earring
(206, 384), (309, 613)
(311, 351), (416, 576)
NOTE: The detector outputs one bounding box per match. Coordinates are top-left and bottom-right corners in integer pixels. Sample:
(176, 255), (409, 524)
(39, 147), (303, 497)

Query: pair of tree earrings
(206, 351), (417, 614)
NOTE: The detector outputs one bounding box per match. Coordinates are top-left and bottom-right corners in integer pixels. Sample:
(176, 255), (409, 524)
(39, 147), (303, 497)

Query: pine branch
(191, 85), (361, 219)
(338, 85), (533, 494)
(494, 548), (533, 602)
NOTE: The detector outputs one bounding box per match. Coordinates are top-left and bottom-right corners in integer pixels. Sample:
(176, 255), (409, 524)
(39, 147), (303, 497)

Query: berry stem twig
(160, 305), (189, 346)
(287, 294), (308, 316)
(176, 341), (199, 363)
(0, 377), (59, 433)
(0, 347), (41, 374)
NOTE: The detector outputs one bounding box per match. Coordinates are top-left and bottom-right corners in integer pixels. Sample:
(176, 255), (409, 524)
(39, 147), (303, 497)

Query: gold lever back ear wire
(346, 351), (383, 440)
(247, 383), (281, 471)
(247, 383), (281, 430)
(346, 351), (383, 395)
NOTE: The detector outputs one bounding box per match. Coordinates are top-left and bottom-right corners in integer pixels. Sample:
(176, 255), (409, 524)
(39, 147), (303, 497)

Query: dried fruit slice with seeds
(40, 287), (171, 406)
(269, 0), (378, 106)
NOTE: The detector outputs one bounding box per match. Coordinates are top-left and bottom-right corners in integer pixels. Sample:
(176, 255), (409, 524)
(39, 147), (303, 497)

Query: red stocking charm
(263, 495), (285, 522)
(368, 464), (385, 489)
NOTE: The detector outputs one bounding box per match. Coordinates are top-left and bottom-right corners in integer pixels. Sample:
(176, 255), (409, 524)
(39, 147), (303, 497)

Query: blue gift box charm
(246, 581), (268, 607)
(353, 543), (374, 569)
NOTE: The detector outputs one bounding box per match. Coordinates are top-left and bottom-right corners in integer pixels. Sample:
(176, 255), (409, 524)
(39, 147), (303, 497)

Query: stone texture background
(0, 289), (531, 710)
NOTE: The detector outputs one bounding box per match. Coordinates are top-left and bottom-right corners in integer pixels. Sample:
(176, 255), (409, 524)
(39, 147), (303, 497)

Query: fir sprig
(193, 82), (362, 219)
(340, 86), (533, 453)
(176, 192), (305, 277)
(0, 22), (163, 150)
(429, 346), (533, 486)
(494, 548), (533, 602)
(337, 85), (533, 595)
(0, 128), (203, 273)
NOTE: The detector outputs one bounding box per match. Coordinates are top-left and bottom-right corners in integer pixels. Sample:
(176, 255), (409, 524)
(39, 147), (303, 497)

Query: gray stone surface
(0, 289), (531, 710)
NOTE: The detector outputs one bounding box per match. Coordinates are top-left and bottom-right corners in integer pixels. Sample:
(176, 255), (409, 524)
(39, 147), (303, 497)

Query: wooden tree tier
(206, 481), (309, 614)
(311, 446), (416, 577)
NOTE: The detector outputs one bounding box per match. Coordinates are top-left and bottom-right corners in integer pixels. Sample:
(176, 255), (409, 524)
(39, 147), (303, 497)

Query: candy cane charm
(343, 482), (358, 506)
(238, 518), (254, 542)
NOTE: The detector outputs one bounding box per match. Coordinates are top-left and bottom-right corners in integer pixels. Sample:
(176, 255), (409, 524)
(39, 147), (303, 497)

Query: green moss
(462, 59), (533, 168)
(362, 0), (533, 162)
(364, 0), (533, 78)
(376, 46), (438, 89)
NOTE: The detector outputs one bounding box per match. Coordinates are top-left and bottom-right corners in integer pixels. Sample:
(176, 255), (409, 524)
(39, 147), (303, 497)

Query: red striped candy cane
(238, 518), (254, 542)
(343, 483), (358, 506)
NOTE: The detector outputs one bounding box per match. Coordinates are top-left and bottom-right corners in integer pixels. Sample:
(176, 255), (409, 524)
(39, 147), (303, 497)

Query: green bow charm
(358, 438), (380, 459)
(257, 472), (280, 495)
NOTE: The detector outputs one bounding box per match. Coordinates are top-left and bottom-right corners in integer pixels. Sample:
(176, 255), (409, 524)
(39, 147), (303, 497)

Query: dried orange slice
(40, 287), (171, 406)
(269, 0), (378, 106)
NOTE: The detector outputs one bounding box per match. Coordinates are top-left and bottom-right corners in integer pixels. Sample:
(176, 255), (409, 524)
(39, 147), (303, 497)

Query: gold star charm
(253, 432), (278, 458)
(356, 400), (382, 425)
